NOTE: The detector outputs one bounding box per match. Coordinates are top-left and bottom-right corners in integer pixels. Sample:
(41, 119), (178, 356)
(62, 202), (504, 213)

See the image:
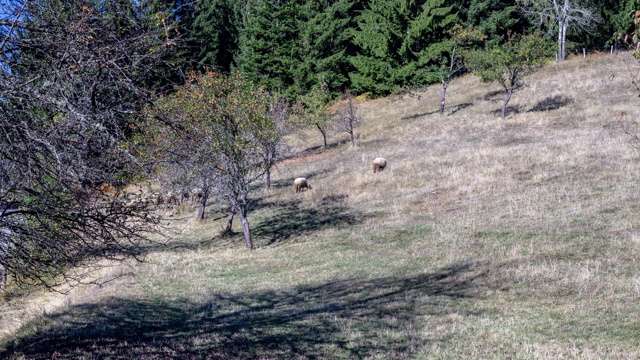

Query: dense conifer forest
(163, 0), (637, 97)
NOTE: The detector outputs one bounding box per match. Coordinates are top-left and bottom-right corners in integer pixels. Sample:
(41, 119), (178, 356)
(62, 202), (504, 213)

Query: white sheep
(372, 157), (387, 173)
(293, 178), (312, 193)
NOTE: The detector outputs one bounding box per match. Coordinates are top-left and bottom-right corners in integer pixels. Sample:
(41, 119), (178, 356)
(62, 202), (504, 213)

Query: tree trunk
(265, 166), (271, 189)
(196, 190), (209, 220)
(223, 208), (235, 234)
(0, 265), (6, 289)
(264, 147), (274, 189)
(349, 120), (355, 147)
(557, 17), (567, 62)
(440, 80), (449, 116)
(316, 123), (327, 148)
(240, 209), (253, 249)
(502, 87), (513, 119)
(557, 21), (562, 61)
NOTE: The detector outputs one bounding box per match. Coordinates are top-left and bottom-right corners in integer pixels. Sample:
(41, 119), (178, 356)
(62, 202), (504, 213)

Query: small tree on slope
(465, 33), (551, 119)
(149, 72), (277, 249)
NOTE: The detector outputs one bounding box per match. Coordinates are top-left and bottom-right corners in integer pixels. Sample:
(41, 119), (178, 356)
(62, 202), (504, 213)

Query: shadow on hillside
(280, 139), (351, 162)
(252, 194), (371, 246)
(264, 168), (331, 192)
(483, 89), (504, 101)
(400, 102), (473, 120)
(491, 105), (524, 117)
(528, 95), (573, 112)
(0, 261), (487, 359)
(153, 191), (367, 252)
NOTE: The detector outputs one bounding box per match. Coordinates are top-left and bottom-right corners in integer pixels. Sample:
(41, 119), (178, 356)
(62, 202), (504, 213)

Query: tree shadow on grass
(400, 102), (473, 120)
(491, 105), (524, 118)
(252, 194), (373, 246)
(0, 260), (489, 359)
(483, 89), (504, 101)
(528, 95), (573, 112)
(261, 168), (331, 193)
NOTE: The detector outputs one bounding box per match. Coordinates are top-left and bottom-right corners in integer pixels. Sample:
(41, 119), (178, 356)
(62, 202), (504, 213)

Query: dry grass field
(2, 53), (640, 359)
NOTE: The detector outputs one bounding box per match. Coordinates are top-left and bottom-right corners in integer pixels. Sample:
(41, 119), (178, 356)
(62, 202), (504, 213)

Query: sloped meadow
(2, 53), (640, 359)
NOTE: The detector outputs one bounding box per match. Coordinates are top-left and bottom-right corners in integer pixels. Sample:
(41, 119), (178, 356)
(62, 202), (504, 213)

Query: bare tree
(0, 0), (179, 292)
(262, 97), (294, 189)
(434, 25), (485, 116)
(517, 0), (598, 62)
(300, 84), (334, 148)
(150, 72), (278, 249)
(333, 90), (361, 148)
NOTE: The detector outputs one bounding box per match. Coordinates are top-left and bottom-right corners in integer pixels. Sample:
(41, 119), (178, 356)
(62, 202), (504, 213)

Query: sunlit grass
(2, 53), (640, 358)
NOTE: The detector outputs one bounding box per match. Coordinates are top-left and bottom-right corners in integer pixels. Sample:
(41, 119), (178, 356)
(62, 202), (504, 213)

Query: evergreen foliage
(603, 0), (640, 48)
(235, 0), (302, 98)
(297, 0), (363, 93)
(146, 0), (198, 92)
(457, 0), (528, 47)
(465, 33), (552, 118)
(191, 0), (242, 72)
(349, 0), (408, 95)
(350, 0), (458, 95)
(175, 0), (640, 97)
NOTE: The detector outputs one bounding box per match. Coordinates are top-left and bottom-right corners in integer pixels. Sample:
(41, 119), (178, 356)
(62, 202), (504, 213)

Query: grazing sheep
(294, 178), (312, 193)
(165, 191), (179, 206)
(127, 197), (149, 210)
(372, 157), (387, 173)
(180, 191), (190, 205)
(191, 188), (203, 204)
(152, 193), (164, 207)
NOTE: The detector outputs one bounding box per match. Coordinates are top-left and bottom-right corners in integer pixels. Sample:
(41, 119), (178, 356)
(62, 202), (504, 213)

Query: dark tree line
(154, 0), (640, 98)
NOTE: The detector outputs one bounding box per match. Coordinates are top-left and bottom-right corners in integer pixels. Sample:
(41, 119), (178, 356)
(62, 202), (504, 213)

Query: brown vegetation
(2, 53), (640, 358)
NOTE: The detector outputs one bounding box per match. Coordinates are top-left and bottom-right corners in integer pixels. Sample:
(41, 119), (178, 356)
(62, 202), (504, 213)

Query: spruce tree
(297, 0), (364, 93)
(235, 0), (302, 97)
(350, 0), (409, 95)
(350, 0), (458, 96)
(191, 0), (242, 72)
(457, 0), (527, 47)
(147, 0), (198, 91)
(400, 0), (458, 85)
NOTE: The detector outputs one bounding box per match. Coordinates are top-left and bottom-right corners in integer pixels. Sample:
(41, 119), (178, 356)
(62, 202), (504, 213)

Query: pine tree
(235, 0), (302, 97)
(457, 0), (527, 47)
(296, 0), (364, 93)
(350, 0), (458, 96)
(191, 0), (243, 72)
(350, 0), (409, 95)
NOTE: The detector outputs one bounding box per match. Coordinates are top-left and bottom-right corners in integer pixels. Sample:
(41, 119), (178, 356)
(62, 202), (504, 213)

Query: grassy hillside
(2, 53), (640, 359)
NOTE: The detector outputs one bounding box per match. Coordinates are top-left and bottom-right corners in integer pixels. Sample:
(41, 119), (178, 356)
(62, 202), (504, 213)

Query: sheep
(372, 157), (387, 173)
(293, 177), (312, 193)
(127, 197), (149, 210)
(191, 188), (203, 204)
(165, 192), (179, 206)
(152, 193), (164, 207)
